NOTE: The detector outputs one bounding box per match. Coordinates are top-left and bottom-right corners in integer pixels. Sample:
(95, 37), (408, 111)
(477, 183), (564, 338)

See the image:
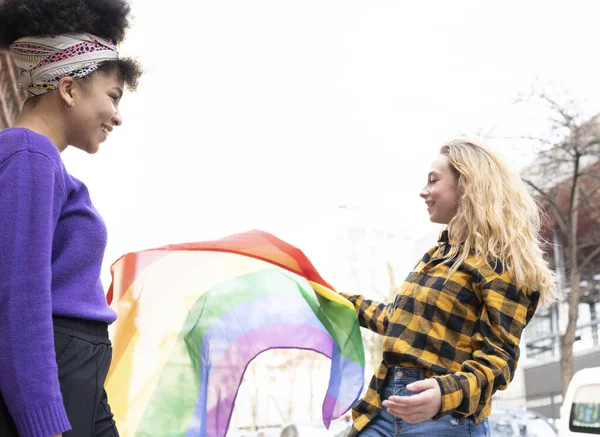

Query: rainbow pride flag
(106, 230), (365, 437)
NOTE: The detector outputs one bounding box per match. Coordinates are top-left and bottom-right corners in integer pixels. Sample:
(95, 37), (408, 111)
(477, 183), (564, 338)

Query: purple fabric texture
(0, 127), (116, 437)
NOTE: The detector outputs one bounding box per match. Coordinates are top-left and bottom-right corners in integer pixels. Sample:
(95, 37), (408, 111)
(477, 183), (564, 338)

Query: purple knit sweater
(0, 128), (117, 437)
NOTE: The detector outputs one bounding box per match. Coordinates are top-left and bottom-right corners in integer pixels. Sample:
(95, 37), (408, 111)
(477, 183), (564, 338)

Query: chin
(429, 215), (446, 225)
(80, 144), (100, 154)
(71, 140), (100, 154)
(85, 139), (102, 154)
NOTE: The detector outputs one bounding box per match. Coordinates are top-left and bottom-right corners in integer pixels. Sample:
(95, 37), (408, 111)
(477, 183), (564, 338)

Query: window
(570, 383), (600, 435)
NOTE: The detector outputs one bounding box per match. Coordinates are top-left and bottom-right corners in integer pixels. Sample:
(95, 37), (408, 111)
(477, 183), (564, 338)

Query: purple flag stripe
(195, 324), (336, 437)
(201, 294), (328, 369)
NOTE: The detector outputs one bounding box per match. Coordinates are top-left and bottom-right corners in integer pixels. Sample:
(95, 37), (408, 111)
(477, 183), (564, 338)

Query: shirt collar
(438, 229), (449, 244)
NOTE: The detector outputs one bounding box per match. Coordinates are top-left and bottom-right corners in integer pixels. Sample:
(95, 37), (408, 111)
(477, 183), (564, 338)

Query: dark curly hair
(0, 0), (142, 90)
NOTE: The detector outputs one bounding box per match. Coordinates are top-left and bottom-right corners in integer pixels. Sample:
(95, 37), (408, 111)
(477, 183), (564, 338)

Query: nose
(420, 186), (428, 199)
(112, 110), (123, 127)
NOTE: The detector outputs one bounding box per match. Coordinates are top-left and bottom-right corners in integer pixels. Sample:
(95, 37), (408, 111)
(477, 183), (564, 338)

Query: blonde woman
(341, 141), (557, 437)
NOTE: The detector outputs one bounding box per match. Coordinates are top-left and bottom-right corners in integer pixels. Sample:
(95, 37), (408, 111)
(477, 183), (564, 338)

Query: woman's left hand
(382, 379), (442, 424)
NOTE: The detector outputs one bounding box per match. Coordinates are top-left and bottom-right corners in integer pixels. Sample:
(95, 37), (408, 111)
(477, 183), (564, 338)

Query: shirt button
(396, 370), (404, 378)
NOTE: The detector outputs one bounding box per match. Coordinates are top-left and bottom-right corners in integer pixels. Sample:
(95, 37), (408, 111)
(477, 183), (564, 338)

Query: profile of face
(62, 71), (124, 154)
(420, 154), (460, 225)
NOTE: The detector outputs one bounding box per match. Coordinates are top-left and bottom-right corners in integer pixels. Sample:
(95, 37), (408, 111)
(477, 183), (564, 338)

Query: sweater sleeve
(0, 150), (72, 437)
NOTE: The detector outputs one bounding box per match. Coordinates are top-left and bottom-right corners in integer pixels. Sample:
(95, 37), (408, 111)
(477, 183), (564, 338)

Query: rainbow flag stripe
(106, 230), (365, 437)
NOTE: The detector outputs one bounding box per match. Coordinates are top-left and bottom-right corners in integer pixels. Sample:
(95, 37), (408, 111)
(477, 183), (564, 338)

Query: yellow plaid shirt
(340, 231), (540, 436)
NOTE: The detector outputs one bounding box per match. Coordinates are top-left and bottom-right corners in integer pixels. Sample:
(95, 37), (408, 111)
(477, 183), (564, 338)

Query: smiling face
(420, 154), (460, 225)
(64, 71), (124, 154)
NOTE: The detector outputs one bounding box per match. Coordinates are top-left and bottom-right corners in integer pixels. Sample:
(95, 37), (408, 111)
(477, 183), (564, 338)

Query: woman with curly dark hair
(0, 1), (142, 436)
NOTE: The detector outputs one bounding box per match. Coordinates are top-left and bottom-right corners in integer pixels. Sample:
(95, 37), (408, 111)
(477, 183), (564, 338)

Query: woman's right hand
(51, 434), (62, 437)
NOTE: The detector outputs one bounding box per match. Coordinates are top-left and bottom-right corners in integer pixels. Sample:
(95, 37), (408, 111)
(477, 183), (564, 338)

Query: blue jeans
(358, 367), (490, 437)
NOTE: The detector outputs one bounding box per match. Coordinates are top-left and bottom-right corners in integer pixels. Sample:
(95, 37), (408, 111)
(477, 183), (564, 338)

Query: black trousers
(0, 316), (119, 437)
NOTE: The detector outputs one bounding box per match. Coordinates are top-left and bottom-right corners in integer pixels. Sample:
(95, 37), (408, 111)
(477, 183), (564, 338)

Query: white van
(559, 366), (600, 436)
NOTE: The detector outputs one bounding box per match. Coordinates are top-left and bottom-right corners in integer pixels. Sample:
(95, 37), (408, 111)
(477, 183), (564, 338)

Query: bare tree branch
(582, 139), (600, 155)
(568, 154), (581, 222)
(524, 178), (570, 237)
(578, 185), (600, 218)
(578, 241), (600, 251)
(494, 135), (555, 146)
(539, 92), (578, 127)
(581, 245), (600, 271)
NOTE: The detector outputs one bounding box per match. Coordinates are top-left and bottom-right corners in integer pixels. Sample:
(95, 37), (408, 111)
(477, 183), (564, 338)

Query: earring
(65, 101), (75, 111)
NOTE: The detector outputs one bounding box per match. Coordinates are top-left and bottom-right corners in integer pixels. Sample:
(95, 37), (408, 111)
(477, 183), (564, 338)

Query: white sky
(60, 0), (600, 287)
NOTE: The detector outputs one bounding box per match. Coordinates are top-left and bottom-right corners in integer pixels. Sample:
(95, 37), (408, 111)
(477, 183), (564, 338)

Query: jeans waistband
(53, 316), (109, 339)
(385, 366), (426, 383)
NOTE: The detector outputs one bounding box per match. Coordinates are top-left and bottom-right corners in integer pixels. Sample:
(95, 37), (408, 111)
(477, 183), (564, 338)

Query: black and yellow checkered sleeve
(432, 271), (540, 419)
(340, 292), (391, 336)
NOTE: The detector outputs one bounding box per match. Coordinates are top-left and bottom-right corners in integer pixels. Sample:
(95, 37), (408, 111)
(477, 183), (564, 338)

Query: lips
(101, 125), (113, 138)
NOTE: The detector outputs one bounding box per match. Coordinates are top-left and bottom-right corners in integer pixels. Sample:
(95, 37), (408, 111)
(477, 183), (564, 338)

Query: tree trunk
(561, 267), (581, 395)
(561, 185), (580, 396)
(590, 303), (598, 348)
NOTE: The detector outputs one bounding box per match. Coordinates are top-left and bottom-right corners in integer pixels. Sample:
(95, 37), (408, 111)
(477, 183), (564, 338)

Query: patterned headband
(9, 33), (119, 97)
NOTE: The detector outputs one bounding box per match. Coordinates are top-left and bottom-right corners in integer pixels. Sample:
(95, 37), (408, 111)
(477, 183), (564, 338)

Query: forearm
(0, 275), (71, 437)
(339, 292), (391, 335)
(432, 276), (534, 418)
(433, 348), (515, 418)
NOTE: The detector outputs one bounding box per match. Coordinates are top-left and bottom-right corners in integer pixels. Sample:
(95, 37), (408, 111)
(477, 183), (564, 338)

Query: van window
(570, 383), (600, 435)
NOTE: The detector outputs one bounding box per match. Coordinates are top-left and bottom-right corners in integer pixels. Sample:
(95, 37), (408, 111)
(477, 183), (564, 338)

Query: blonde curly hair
(441, 140), (558, 305)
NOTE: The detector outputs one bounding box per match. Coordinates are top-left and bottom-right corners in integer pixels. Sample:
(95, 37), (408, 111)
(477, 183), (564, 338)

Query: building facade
(520, 127), (600, 420)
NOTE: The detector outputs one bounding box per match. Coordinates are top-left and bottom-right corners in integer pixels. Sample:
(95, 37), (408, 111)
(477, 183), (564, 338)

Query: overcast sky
(60, 0), (600, 287)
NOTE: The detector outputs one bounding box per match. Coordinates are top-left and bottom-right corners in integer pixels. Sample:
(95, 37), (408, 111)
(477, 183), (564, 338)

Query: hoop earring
(65, 101), (75, 111)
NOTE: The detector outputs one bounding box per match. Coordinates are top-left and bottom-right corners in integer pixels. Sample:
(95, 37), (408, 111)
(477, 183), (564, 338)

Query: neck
(14, 103), (68, 152)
